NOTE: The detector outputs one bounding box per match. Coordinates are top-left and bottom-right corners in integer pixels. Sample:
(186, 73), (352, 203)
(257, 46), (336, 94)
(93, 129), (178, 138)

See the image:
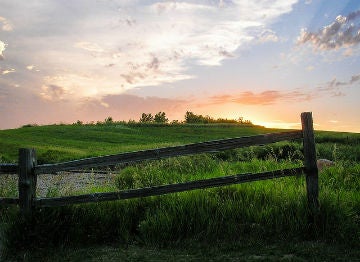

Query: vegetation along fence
(0, 112), (319, 216)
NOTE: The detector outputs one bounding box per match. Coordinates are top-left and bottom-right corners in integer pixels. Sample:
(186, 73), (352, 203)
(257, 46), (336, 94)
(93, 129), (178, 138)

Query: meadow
(0, 123), (359, 260)
(0, 123), (268, 164)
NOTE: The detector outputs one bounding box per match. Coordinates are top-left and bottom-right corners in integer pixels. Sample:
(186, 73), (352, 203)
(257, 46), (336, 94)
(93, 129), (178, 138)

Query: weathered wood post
(301, 112), (319, 210)
(18, 148), (37, 215)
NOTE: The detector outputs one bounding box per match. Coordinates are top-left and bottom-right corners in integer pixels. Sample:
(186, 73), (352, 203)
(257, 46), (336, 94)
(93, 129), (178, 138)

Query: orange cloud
(210, 90), (313, 105)
(209, 73), (360, 107)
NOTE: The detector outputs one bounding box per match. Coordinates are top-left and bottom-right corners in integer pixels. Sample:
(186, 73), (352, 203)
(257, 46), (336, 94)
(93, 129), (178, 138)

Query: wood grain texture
(18, 148), (37, 214)
(301, 112), (319, 208)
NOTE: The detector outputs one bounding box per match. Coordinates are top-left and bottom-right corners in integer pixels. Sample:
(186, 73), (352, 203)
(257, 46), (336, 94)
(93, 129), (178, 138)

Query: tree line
(71, 111), (253, 126)
(22, 111), (254, 128)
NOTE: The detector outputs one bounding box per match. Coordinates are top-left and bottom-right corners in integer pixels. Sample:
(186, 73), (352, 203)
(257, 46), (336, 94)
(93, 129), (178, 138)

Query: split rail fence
(0, 112), (319, 215)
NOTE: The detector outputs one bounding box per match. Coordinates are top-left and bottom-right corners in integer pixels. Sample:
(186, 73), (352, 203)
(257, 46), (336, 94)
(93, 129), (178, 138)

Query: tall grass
(0, 128), (359, 259)
(2, 156), (359, 259)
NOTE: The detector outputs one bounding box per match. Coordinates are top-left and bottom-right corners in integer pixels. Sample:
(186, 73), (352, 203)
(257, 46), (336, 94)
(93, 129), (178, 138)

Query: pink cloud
(210, 90), (313, 105)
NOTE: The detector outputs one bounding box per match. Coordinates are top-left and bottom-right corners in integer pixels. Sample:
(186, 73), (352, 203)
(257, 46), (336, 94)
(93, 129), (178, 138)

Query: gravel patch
(1, 171), (118, 198)
(36, 171), (118, 197)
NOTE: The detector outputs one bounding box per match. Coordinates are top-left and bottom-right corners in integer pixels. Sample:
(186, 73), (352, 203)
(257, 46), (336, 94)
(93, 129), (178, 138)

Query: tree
(184, 111), (253, 125)
(104, 116), (113, 124)
(185, 111), (203, 123)
(139, 113), (154, 123)
(154, 111), (168, 123)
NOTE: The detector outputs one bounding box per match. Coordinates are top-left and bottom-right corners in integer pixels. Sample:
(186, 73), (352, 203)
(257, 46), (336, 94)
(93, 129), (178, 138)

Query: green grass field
(0, 123), (273, 164)
(0, 123), (359, 261)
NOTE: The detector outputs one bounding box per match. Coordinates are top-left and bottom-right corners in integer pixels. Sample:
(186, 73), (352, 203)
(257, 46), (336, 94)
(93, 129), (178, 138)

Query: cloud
(147, 57), (160, 71)
(210, 90), (313, 105)
(350, 74), (360, 84)
(205, 73), (360, 107)
(39, 73), (128, 101)
(314, 73), (360, 98)
(153, 2), (214, 15)
(257, 29), (279, 43)
(318, 74), (360, 91)
(297, 10), (360, 50)
(0, 76), (189, 129)
(343, 48), (354, 56)
(40, 84), (67, 101)
(306, 65), (314, 71)
(0, 0), (298, 102)
(0, 16), (13, 31)
(102, 94), (187, 113)
(0, 41), (6, 60)
(0, 68), (15, 75)
(0, 81), (82, 129)
(74, 42), (105, 54)
(67, 93), (189, 123)
(26, 65), (35, 70)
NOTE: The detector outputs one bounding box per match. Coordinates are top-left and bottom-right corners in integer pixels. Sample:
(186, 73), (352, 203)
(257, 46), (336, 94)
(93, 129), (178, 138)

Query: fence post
(301, 112), (319, 210)
(18, 148), (37, 215)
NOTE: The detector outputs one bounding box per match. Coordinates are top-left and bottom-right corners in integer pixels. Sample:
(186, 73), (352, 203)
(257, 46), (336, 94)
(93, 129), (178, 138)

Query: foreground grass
(0, 125), (359, 260)
(1, 158), (359, 260)
(22, 241), (360, 262)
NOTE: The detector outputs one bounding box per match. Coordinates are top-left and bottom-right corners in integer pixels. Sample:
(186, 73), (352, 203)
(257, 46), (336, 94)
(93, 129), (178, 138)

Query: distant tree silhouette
(184, 111), (203, 123)
(185, 111), (252, 125)
(139, 113), (154, 123)
(104, 116), (113, 124)
(154, 111), (168, 123)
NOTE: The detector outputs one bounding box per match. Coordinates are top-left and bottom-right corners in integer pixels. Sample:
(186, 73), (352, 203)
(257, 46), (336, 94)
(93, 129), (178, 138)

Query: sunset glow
(0, 1), (360, 132)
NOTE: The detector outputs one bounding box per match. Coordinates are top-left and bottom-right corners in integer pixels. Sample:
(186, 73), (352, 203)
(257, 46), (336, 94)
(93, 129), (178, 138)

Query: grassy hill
(1, 122), (359, 164)
(0, 123), (274, 163)
(0, 123), (359, 260)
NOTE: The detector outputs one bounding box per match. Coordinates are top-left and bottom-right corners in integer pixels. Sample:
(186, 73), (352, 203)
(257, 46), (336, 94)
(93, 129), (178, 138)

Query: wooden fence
(0, 112), (319, 215)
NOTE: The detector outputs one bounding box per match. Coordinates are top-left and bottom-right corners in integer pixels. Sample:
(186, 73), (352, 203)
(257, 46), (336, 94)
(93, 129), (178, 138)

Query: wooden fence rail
(35, 130), (303, 174)
(0, 164), (18, 175)
(36, 167), (304, 207)
(0, 112), (319, 216)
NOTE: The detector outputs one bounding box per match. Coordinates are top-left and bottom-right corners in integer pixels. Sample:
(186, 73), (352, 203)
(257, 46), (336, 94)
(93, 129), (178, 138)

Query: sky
(0, 0), (360, 132)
